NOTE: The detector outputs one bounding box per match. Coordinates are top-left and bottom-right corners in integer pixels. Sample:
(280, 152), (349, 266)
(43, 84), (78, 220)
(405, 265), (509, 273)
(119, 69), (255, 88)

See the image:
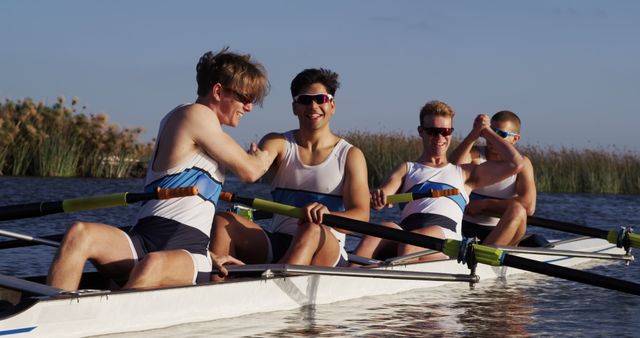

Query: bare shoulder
(346, 145), (366, 163)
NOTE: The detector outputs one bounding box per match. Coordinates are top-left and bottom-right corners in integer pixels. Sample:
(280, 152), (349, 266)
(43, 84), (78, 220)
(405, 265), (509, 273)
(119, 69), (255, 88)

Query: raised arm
(449, 114), (487, 165)
(189, 106), (272, 182)
(464, 126), (524, 191)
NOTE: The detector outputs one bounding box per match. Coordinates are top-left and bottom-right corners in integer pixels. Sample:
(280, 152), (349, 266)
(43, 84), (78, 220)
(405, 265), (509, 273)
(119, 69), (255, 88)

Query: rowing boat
(0, 236), (626, 337)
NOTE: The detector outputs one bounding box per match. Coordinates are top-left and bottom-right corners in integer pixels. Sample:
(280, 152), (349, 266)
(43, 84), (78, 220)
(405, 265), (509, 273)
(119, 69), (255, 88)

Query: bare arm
(464, 127), (524, 191)
(514, 156), (536, 215)
(449, 114), (487, 165)
(188, 106), (272, 182)
(370, 162), (408, 210)
(332, 147), (370, 222)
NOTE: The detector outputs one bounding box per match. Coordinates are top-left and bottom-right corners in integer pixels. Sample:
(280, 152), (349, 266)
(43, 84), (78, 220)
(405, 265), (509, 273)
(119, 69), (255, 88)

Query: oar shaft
(527, 216), (608, 238)
(0, 186), (198, 221)
(503, 254), (640, 296)
(0, 229), (60, 247)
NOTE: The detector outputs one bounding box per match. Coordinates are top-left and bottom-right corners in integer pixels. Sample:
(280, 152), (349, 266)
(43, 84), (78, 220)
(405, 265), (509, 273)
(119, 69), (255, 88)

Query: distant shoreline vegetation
(0, 97), (153, 178)
(340, 131), (640, 195)
(1, 98), (638, 194)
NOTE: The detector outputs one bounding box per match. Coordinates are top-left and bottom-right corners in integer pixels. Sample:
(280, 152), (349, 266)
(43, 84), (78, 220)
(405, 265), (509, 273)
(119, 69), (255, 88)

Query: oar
(387, 192), (640, 250)
(220, 192), (640, 296)
(386, 189), (460, 204)
(0, 229), (60, 247)
(0, 226), (133, 250)
(0, 186), (198, 221)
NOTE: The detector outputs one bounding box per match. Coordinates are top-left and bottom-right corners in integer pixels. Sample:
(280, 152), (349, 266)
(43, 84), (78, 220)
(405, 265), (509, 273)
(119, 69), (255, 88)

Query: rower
(353, 101), (524, 262)
(47, 47), (270, 290)
(449, 110), (536, 246)
(210, 68), (370, 276)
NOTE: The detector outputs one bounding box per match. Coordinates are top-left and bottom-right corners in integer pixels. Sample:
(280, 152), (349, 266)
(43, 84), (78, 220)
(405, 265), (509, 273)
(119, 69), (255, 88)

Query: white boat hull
(0, 237), (626, 337)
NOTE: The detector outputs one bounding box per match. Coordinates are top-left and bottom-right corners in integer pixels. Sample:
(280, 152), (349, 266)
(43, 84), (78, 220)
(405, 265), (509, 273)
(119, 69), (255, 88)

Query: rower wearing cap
(450, 110), (536, 246)
(353, 101), (525, 262)
(210, 68), (369, 276)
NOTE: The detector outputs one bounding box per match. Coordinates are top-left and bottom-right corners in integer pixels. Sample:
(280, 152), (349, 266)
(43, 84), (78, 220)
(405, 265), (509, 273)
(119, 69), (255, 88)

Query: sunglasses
(420, 126), (454, 137)
(226, 88), (252, 105)
(293, 93), (333, 105)
(492, 127), (519, 138)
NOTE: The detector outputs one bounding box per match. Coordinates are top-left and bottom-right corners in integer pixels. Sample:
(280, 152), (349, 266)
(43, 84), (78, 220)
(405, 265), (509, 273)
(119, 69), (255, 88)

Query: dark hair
(492, 110), (521, 133)
(419, 100), (455, 125)
(290, 68), (340, 97)
(196, 47), (270, 106)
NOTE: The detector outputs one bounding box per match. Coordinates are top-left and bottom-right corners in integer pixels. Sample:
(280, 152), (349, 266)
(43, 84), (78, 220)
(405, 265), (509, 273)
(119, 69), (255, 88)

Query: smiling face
(419, 114), (453, 158)
(292, 82), (335, 131)
(218, 86), (253, 128)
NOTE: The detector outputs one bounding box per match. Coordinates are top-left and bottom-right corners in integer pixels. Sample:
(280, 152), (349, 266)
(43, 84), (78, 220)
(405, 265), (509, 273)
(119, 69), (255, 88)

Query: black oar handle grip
(156, 186), (199, 199)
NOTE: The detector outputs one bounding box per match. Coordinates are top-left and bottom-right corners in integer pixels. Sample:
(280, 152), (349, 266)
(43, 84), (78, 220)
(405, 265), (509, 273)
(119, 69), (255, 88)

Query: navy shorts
(127, 216), (211, 284)
(400, 213), (458, 233)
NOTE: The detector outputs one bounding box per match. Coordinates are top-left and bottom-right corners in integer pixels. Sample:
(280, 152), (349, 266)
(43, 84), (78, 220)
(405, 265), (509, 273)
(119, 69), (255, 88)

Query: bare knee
(297, 222), (323, 239)
(62, 222), (95, 253)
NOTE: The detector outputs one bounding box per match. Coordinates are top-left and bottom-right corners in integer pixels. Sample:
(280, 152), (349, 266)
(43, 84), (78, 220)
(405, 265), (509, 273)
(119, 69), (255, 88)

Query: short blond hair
(419, 100), (455, 125)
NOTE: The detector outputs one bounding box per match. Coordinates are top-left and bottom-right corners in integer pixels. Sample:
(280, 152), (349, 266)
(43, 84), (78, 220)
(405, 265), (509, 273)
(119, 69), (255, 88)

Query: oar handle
(0, 186), (199, 221)
(387, 189), (460, 204)
(157, 186), (199, 200)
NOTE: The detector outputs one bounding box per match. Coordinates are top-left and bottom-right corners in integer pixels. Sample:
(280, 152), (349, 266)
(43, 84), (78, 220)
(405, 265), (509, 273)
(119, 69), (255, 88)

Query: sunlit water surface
(0, 176), (639, 337)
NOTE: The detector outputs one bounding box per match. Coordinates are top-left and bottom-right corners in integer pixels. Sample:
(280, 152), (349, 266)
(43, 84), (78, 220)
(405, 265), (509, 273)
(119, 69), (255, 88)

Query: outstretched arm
(188, 107), (273, 182)
(370, 162), (408, 210)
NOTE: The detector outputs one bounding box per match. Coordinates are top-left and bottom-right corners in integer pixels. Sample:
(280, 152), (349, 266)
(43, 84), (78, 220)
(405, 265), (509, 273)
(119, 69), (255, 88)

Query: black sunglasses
(293, 93), (333, 105)
(420, 126), (454, 137)
(226, 88), (252, 105)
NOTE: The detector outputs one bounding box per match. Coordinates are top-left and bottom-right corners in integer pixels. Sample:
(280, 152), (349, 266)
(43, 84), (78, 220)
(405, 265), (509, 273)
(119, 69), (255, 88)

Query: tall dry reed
(0, 97), (153, 178)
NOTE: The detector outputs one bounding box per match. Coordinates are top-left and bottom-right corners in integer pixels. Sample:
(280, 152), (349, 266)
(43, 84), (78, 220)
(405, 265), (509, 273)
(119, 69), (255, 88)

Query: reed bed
(341, 131), (640, 195)
(0, 97), (153, 178)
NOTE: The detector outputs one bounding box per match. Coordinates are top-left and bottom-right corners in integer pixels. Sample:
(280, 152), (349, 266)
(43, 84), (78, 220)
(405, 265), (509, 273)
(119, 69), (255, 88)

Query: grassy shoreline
(2, 98), (638, 194)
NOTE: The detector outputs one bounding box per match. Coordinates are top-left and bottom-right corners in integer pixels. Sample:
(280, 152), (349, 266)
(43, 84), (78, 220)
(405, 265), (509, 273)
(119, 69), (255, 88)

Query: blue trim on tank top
(400, 181), (467, 212)
(271, 187), (345, 211)
(145, 167), (222, 204)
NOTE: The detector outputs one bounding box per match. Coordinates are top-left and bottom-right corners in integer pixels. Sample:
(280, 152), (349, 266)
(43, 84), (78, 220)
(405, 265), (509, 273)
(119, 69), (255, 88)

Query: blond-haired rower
(354, 101), (524, 262)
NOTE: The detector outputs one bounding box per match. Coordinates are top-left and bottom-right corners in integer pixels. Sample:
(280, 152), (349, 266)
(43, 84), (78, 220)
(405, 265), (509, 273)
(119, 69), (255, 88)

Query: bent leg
(351, 222), (400, 264)
(124, 249), (196, 289)
(279, 222), (340, 267)
(210, 212), (270, 264)
(483, 201), (527, 246)
(398, 225), (448, 262)
(47, 221), (134, 290)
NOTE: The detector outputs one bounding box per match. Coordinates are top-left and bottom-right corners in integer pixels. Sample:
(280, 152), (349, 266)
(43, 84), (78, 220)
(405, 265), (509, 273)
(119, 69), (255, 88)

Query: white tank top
(464, 146), (517, 226)
(269, 131), (352, 250)
(399, 162), (468, 234)
(135, 105), (225, 237)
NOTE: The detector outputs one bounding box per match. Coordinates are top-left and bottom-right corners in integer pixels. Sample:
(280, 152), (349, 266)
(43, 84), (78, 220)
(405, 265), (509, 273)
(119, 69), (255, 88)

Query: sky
(2, 1), (639, 152)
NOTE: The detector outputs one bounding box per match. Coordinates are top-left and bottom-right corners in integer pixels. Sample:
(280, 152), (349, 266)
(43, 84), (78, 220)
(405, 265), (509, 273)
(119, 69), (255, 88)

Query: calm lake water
(1, 176), (639, 337)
